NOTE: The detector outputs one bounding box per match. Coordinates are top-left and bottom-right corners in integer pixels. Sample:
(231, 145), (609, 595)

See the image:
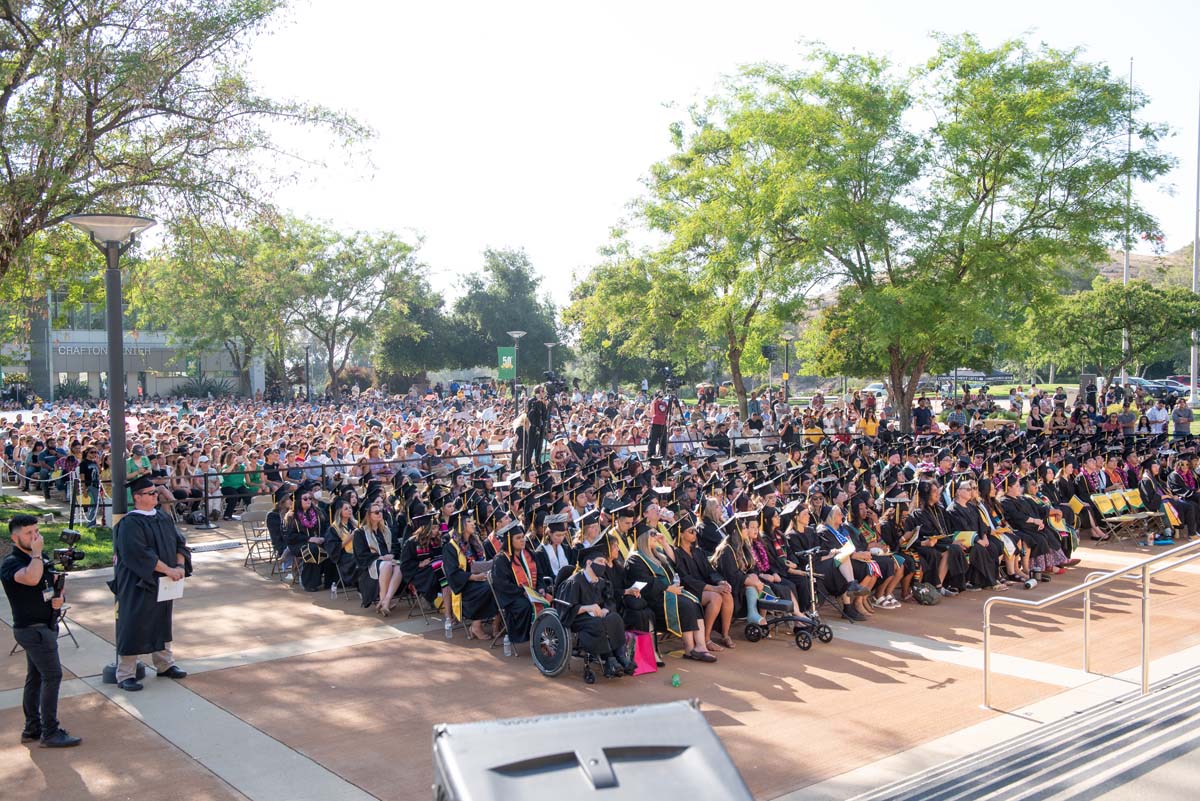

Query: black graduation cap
(126, 475), (155, 493)
(670, 512), (697, 533)
(576, 509), (600, 529)
(577, 541), (607, 565)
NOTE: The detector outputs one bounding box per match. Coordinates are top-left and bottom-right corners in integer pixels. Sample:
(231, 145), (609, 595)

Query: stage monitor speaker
(431, 699), (752, 801)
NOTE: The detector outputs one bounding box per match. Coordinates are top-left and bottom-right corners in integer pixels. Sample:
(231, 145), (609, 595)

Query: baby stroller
(744, 548), (834, 650)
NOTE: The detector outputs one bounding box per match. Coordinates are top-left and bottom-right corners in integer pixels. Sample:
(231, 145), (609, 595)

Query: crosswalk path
(849, 665), (1200, 801)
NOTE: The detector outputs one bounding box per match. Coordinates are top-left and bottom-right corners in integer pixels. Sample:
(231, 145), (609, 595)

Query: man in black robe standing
(111, 476), (191, 691)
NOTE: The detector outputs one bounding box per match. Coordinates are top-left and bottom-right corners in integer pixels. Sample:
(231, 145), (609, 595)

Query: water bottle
(329, 585), (337, 600)
(671, 673), (681, 688)
(503, 635), (513, 657)
(444, 617), (453, 639)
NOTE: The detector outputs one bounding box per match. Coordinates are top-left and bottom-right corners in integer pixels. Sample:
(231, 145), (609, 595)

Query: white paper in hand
(157, 576), (185, 602)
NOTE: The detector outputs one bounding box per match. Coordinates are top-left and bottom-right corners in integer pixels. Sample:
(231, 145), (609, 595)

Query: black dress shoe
(40, 728), (81, 748)
(603, 657), (623, 678)
(616, 653), (637, 676)
(157, 666), (188, 679)
(842, 605), (865, 622)
(20, 727), (41, 744)
(118, 678), (144, 692)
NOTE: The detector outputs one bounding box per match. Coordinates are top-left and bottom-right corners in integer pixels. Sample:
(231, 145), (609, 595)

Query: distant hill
(1094, 245), (1194, 289)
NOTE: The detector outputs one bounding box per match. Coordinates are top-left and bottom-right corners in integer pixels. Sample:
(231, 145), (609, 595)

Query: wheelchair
(529, 607), (606, 684)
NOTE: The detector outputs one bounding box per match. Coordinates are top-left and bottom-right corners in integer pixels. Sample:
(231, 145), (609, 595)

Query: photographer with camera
(1, 515), (82, 747)
(524, 385), (549, 468)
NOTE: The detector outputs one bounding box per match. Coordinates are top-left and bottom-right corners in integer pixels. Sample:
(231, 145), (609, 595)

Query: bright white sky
(247, 0), (1200, 307)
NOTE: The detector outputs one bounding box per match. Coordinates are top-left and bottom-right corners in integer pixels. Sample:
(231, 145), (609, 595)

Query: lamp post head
(506, 330), (527, 340)
(780, 332), (795, 343)
(544, 342), (557, 349)
(64, 214), (156, 245)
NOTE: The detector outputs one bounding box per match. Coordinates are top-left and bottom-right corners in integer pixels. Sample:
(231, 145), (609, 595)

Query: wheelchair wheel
(794, 630), (813, 651)
(530, 611), (571, 677)
(744, 623), (763, 643)
(816, 624), (834, 643)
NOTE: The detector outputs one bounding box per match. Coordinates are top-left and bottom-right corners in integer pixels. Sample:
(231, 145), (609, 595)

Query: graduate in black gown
(283, 483), (335, 592)
(110, 476), (191, 690)
(624, 528), (716, 663)
(533, 517), (577, 594)
(555, 542), (636, 678)
(999, 474), (1066, 578)
(398, 513), (443, 605)
(672, 513), (736, 651)
(442, 508), (498, 640)
(490, 521), (540, 649)
(324, 498), (360, 593)
(903, 481), (968, 595)
(944, 477), (1004, 590)
(352, 497), (403, 613)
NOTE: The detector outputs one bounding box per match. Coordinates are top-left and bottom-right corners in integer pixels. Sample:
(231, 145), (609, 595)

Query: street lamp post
(304, 345), (312, 402)
(507, 330), (526, 406)
(64, 214), (156, 518)
(781, 332), (795, 404)
(545, 342), (557, 372)
(64, 213), (156, 687)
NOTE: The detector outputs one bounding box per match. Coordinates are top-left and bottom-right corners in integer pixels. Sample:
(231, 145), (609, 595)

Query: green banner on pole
(497, 346), (516, 380)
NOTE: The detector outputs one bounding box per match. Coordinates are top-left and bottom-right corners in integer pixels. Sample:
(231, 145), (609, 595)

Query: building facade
(4, 291), (260, 400)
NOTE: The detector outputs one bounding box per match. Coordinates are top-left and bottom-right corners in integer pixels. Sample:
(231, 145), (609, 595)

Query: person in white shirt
(1147, 400), (1169, 434)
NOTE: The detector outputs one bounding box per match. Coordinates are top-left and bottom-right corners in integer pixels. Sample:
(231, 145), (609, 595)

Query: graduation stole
(608, 524), (631, 560)
(510, 550), (543, 614)
(449, 538), (469, 622)
(629, 549), (698, 638)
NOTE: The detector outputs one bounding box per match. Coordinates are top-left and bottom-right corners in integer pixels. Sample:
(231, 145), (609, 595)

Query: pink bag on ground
(627, 630), (658, 676)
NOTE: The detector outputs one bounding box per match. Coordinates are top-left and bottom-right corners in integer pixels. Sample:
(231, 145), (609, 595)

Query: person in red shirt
(648, 393), (670, 457)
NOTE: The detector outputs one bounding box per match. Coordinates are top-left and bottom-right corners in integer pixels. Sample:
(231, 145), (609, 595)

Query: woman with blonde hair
(624, 527), (716, 663)
(353, 497), (402, 614)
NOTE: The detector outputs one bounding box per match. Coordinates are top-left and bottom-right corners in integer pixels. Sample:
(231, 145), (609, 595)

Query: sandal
(712, 633), (735, 649)
(706, 640), (724, 652)
(686, 650), (717, 663)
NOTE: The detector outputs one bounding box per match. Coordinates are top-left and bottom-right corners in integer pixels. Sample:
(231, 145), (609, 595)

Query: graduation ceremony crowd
(4, 376), (1200, 685)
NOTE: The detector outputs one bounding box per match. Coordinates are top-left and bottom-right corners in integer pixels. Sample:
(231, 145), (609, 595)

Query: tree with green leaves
(0, 0), (367, 281)
(373, 277), (460, 390)
(451, 248), (563, 382)
(132, 218), (318, 395)
(563, 234), (704, 392)
(761, 36), (1171, 430)
(638, 93), (820, 416)
(1024, 279), (1200, 391)
(292, 228), (420, 395)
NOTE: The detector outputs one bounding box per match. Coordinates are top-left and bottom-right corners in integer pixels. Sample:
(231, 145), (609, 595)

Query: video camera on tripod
(659, 365), (683, 393)
(543, 370), (569, 397)
(48, 529), (85, 603)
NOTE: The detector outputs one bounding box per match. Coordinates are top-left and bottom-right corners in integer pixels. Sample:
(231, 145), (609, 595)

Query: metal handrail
(982, 539), (1200, 709)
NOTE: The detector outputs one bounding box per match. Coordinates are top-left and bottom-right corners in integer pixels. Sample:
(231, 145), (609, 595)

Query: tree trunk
(887, 351), (929, 435)
(729, 347), (748, 419)
(1048, 362), (1056, 384)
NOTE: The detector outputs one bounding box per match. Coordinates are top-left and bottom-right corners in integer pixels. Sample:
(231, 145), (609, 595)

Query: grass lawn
(0, 494), (113, 569)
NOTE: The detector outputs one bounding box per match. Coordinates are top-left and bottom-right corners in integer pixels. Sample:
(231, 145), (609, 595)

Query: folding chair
(330, 559), (360, 602)
(239, 509), (274, 569)
(1093, 493), (1147, 543)
(403, 582), (435, 624)
(485, 573), (513, 654)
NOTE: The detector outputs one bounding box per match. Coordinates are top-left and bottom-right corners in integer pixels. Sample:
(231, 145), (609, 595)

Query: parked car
(862, 382), (888, 402)
(1123, 376), (1172, 400)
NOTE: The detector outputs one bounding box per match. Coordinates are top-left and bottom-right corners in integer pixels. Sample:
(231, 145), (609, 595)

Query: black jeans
(13, 624), (62, 734)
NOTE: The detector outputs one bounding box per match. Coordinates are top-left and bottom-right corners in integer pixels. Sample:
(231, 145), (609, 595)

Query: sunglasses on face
(301, 496), (312, 501)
